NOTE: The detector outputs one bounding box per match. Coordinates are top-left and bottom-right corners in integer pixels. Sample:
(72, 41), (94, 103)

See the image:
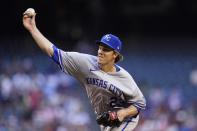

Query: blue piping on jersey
(115, 65), (120, 72)
(128, 101), (146, 110)
(133, 103), (145, 110)
(121, 119), (131, 131)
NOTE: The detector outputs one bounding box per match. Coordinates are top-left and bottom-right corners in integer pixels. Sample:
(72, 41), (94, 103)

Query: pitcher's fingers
(32, 13), (37, 19)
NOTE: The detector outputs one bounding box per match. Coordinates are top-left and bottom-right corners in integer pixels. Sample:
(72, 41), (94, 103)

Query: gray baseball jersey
(52, 45), (146, 131)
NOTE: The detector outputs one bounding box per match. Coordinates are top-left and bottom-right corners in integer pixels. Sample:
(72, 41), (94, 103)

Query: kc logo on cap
(104, 34), (111, 41)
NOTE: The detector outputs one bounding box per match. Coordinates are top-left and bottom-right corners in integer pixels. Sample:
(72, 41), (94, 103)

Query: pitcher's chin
(98, 58), (105, 64)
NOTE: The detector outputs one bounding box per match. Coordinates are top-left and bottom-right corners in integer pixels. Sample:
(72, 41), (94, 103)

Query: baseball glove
(96, 111), (121, 127)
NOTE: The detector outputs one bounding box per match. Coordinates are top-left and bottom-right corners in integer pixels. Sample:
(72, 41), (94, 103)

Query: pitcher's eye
(99, 45), (113, 52)
(102, 48), (112, 52)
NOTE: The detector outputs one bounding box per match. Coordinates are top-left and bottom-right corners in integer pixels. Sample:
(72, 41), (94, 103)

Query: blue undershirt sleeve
(51, 45), (60, 65)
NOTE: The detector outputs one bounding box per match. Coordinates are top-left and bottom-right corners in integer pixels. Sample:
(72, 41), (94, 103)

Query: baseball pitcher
(23, 9), (146, 131)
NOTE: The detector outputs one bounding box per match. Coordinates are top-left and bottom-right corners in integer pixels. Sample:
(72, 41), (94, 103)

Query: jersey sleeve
(127, 78), (146, 110)
(122, 75), (146, 111)
(51, 45), (88, 78)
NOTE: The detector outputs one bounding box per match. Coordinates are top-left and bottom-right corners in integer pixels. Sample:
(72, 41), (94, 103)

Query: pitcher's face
(97, 45), (117, 65)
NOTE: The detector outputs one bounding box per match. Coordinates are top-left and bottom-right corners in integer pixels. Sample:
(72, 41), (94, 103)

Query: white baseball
(24, 8), (35, 17)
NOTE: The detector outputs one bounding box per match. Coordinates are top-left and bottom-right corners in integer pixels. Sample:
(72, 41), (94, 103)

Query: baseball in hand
(24, 8), (35, 17)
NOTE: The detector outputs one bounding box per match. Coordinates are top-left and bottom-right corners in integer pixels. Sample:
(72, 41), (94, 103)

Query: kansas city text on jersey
(86, 77), (123, 97)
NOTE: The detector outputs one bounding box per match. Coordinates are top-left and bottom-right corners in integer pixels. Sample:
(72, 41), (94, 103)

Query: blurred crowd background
(0, 0), (197, 131)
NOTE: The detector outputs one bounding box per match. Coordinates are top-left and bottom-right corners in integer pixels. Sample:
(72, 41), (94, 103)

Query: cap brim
(95, 40), (115, 50)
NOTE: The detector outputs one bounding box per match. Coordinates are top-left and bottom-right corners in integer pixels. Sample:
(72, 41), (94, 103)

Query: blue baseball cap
(96, 34), (123, 62)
